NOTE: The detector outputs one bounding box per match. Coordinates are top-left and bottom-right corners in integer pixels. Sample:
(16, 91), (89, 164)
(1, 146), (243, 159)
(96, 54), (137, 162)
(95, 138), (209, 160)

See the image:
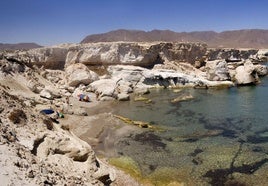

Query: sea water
(101, 76), (268, 185)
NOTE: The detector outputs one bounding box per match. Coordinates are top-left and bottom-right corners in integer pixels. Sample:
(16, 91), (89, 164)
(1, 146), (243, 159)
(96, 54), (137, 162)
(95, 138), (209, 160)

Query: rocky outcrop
(2, 42), (208, 69)
(66, 42), (160, 67)
(256, 49), (268, 61)
(65, 42), (207, 68)
(2, 42), (267, 72)
(0, 45), (69, 69)
(27, 46), (69, 69)
(206, 48), (259, 62)
(1, 41), (267, 100)
(0, 59), (121, 185)
(65, 63), (99, 87)
(89, 79), (118, 101)
(234, 60), (259, 85)
(96, 65), (234, 98)
(206, 60), (230, 81)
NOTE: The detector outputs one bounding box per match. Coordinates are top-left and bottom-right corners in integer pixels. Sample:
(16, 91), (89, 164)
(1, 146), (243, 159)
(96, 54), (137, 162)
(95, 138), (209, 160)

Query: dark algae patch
(204, 158), (268, 186)
(204, 142), (268, 186)
(133, 131), (166, 149)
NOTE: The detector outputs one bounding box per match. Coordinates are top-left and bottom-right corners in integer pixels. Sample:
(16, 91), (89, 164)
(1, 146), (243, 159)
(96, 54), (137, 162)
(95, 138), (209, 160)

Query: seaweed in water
(246, 135), (268, 144)
(182, 138), (199, 143)
(133, 132), (166, 149)
(204, 158), (268, 186)
(203, 120), (238, 139)
(204, 141), (268, 186)
(188, 148), (203, 157)
(246, 127), (268, 144)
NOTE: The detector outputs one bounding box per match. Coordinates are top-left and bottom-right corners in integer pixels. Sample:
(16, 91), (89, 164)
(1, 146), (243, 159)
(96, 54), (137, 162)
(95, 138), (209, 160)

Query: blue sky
(0, 0), (268, 46)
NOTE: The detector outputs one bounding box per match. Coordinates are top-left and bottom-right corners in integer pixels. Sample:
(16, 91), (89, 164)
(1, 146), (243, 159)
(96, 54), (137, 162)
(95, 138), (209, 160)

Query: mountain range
(81, 29), (268, 49)
(0, 43), (42, 50)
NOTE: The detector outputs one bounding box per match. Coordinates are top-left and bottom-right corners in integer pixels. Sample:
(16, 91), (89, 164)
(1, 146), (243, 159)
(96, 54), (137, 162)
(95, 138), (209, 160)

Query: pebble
(28, 170), (35, 178)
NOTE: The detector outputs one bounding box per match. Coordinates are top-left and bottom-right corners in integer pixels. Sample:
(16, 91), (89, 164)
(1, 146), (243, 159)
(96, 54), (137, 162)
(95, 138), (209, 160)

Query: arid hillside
(81, 29), (268, 49)
(0, 43), (42, 51)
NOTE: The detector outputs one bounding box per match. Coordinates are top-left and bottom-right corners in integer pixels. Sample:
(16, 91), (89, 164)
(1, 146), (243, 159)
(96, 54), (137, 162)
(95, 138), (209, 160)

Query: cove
(91, 76), (268, 185)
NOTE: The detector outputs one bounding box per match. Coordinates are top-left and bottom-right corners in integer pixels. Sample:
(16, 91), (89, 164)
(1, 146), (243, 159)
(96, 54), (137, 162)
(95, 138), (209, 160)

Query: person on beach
(78, 94), (90, 102)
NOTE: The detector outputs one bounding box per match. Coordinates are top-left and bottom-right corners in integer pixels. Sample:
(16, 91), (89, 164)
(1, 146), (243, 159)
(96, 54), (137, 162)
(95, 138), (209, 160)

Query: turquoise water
(105, 76), (268, 185)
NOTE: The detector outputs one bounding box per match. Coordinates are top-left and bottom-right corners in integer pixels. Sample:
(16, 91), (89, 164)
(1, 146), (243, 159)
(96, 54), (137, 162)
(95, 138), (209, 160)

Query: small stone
(28, 170), (35, 178)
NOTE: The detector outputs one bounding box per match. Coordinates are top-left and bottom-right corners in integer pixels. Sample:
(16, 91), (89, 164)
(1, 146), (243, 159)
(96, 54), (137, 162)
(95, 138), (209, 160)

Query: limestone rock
(39, 86), (61, 100)
(234, 60), (258, 85)
(206, 60), (230, 81)
(65, 63), (99, 87)
(159, 42), (207, 64)
(256, 49), (268, 61)
(26, 80), (41, 93)
(116, 81), (133, 94)
(89, 79), (117, 99)
(117, 93), (130, 101)
(108, 65), (145, 84)
(171, 93), (194, 103)
(108, 65), (234, 90)
(255, 64), (268, 76)
(66, 42), (159, 67)
(207, 48), (258, 62)
(27, 46), (69, 69)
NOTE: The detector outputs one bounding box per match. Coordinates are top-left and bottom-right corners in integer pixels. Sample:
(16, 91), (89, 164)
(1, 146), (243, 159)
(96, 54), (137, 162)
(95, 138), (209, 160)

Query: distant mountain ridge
(0, 43), (42, 50)
(81, 29), (268, 49)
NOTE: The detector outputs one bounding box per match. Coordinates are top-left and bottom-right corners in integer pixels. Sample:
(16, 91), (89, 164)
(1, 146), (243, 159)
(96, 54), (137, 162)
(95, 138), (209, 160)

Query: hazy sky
(1, 0), (267, 46)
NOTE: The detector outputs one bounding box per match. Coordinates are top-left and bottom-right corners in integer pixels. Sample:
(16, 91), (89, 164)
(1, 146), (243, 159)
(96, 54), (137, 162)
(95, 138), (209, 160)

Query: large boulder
(108, 65), (144, 84)
(39, 86), (61, 100)
(206, 60), (230, 81)
(65, 63), (99, 87)
(26, 79), (42, 93)
(89, 79), (118, 99)
(255, 64), (268, 76)
(234, 60), (259, 85)
(256, 49), (268, 61)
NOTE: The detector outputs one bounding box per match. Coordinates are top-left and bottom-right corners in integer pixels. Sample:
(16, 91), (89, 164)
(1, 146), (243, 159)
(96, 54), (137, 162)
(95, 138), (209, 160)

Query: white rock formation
(255, 64), (268, 76)
(89, 79), (118, 99)
(206, 60), (230, 81)
(65, 42), (159, 67)
(234, 60), (258, 85)
(65, 63), (99, 87)
(27, 46), (69, 69)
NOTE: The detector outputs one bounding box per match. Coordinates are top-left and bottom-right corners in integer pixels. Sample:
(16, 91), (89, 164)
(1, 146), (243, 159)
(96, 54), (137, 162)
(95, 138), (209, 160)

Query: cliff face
(2, 42), (267, 70)
(0, 42), (206, 69)
(65, 42), (207, 67)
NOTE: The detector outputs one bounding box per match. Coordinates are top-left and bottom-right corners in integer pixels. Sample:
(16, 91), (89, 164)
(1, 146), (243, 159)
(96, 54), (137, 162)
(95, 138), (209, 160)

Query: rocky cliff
(3, 42), (267, 70)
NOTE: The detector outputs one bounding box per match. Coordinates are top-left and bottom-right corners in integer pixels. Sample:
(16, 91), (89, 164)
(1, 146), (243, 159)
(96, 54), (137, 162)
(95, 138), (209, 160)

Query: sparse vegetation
(43, 118), (53, 130)
(8, 109), (27, 124)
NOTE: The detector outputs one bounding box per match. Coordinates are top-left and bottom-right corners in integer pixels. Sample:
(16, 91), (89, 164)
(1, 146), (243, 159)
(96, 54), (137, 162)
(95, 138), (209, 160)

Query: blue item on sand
(40, 109), (54, 115)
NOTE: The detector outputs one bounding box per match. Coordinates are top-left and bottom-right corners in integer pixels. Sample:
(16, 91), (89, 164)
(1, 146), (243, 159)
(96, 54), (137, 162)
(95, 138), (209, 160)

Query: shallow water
(96, 76), (268, 185)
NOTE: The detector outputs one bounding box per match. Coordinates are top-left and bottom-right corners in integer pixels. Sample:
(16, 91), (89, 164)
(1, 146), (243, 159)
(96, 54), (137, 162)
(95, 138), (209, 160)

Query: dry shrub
(43, 118), (53, 130)
(8, 109), (27, 124)
(61, 124), (70, 131)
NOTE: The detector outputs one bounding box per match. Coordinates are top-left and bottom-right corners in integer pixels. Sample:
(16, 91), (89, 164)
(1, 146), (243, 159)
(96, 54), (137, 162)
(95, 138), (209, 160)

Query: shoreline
(63, 97), (144, 185)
